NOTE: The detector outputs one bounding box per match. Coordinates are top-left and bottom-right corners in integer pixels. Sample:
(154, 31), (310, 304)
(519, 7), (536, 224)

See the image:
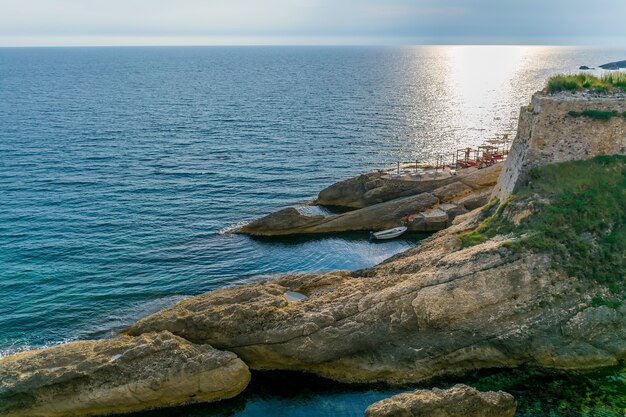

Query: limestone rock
(364, 384), (516, 417)
(237, 207), (324, 234)
(129, 211), (626, 384)
(452, 188), (492, 211)
(458, 163), (502, 190)
(315, 164), (502, 210)
(438, 203), (468, 220)
(236, 193), (439, 236)
(0, 332), (250, 417)
(316, 172), (457, 209)
(237, 161), (502, 236)
(431, 181), (473, 202)
(407, 208), (449, 231)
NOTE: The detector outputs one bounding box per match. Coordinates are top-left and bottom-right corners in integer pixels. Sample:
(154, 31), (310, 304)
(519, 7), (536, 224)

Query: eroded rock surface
(316, 164), (503, 209)
(315, 172), (458, 209)
(237, 193), (439, 236)
(0, 332), (250, 417)
(236, 164), (502, 236)
(364, 384), (516, 417)
(130, 210), (626, 384)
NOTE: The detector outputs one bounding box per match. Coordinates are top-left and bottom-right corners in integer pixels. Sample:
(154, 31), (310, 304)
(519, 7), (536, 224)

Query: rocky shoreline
(2, 88), (625, 416)
(235, 163), (502, 236)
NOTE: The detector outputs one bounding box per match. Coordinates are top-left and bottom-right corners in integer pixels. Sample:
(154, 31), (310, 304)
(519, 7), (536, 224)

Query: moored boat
(370, 226), (407, 240)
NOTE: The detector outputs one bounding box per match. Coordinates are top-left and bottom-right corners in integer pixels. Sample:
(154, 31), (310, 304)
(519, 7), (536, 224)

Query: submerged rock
(0, 332), (250, 417)
(364, 384), (516, 417)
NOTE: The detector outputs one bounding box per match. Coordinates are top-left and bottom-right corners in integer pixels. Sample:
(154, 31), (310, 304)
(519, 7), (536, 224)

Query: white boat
(370, 226), (407, 240)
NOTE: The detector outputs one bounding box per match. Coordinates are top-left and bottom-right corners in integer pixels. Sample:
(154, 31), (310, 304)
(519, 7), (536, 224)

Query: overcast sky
(2, 0), (626, 46)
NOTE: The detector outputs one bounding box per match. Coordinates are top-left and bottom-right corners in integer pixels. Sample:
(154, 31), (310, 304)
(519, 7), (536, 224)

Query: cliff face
(493, 91), (626, 201)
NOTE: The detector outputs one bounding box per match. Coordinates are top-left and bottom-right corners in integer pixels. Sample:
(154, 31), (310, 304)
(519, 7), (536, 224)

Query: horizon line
(0, 43), (614, 49)
(2, 35), (625, 49)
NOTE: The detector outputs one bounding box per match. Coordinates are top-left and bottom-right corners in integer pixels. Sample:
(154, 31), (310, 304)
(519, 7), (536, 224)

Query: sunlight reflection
(447, 45), (528, 109)
(403, 46), (554, 164)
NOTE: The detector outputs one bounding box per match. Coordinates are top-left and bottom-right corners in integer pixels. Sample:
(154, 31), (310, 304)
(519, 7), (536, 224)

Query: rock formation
(4, 87), (626, 416)
(0, 332), (250, 417)
(130, 187), (626, 383)
(364, 384), (516, 417)
(599, 60), (626, 70)
(315, 172), (458, 209)
(236, 164), (501, 236)
(492, 91), (626, 201)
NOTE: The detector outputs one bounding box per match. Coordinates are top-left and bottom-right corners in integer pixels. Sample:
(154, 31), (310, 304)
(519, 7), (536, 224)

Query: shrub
(547, 73), (626, 93)
(568, 109), (618, 120)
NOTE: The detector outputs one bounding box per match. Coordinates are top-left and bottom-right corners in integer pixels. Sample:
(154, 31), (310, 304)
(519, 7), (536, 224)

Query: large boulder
(315, 172), (458, 209)
(364, 384), (516, 417)
(237, 207), (324, 234)
(315, 164), (502, 210)
(0, 332), (250, 417)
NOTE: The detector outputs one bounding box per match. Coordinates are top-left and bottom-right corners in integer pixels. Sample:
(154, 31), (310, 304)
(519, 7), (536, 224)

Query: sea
(1, 45), (624, 416)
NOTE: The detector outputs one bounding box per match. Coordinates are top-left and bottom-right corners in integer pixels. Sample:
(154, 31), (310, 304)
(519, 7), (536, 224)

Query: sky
(1, 0), (626, 47)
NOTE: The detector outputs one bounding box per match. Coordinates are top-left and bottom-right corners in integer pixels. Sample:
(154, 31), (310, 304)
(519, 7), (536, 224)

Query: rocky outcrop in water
(130, 200), (626, 383)
(5, 88), (626, 415)
(599, 60), (626, 70)
(364, 384), (516, 417)
(236, 164), (501, 236)
(315, 172), (458, 209)
(0, 332), (250, 417)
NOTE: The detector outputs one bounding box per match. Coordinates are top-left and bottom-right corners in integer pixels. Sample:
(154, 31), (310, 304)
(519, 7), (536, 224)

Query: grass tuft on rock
(567, 109), (619, 120)
(547, 73), (626, 93)
(459, 155), (626, 285)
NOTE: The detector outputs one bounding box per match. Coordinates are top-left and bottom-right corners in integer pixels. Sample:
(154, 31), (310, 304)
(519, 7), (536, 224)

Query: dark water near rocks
(1, 46), (625, 416)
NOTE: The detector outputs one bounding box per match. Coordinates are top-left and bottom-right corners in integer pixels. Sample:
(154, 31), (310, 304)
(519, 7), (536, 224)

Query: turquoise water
(1, 46), (625, 416)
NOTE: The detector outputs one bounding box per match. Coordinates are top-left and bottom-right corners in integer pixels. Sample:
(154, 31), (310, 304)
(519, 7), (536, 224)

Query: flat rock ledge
(364, 384), (516, 417)
(0, 331), (250, 417)
(235, 164), (502, 236)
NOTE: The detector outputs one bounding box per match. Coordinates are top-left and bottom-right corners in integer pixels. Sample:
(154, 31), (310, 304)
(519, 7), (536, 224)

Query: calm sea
(1, 46), (625, 416)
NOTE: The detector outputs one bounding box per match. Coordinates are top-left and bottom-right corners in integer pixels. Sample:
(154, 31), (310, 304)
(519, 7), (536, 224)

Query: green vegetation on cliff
(547, 73), (626, 93)
(460, 155), (626, 285)
(567, 109), (626, 120)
